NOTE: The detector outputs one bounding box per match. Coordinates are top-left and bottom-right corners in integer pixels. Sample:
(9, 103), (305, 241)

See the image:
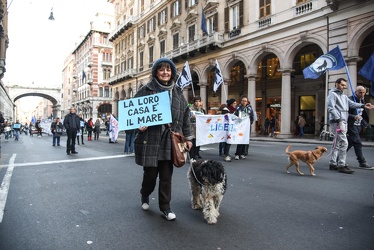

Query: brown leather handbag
(170, 129), (188, 167)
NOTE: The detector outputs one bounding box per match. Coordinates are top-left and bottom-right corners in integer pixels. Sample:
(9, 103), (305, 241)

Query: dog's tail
(285, 144), (292, 155)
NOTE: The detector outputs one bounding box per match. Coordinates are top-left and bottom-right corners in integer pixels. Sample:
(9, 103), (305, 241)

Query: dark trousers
(219, 142), (226, 155)
(224, 143), (231, 157)
(189, 138), (200, 159)
(235, 144), (246, 156)
(66, 130), (77, 153)
(347, 125), (365, 164)
(140, 161), (173, 211)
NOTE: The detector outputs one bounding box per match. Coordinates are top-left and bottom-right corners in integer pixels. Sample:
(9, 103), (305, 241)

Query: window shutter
(165, 7), (168, 23)
(178, 0), (182, 15)
(185, 0), (188, 9)
(158, 12), (160, 25)
(213, 13), (218, 32)
(239, 0), (244, 28)
(224, 7), (229, 32)
(171, 3), (174, 18)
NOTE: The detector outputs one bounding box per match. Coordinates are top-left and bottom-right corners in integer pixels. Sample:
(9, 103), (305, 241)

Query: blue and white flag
(213, 59), (223, 92)
(358, 53), (374, 97)
(201, 7), (208, 35)
(175, 61), (192, 90)
(303, 45), (346, 79)
(358, 53), (374, 82)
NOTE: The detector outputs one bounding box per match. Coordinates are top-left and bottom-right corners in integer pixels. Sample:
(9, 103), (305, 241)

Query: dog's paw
(207, 218), (217, 225)
(311, 173), (316, 176)
(299, 173), (304, 176)
(286, 170), (291, 174)
(192, 204), (202, 210)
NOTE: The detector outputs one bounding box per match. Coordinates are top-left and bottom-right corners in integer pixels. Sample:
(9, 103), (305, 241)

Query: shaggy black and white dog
(187, 159), (227, 224)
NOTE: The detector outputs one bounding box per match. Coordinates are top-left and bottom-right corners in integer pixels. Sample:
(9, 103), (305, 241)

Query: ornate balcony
(109, 16), (137, 42)
(108, 69), (137, 85)
(163, 32), (224, 60)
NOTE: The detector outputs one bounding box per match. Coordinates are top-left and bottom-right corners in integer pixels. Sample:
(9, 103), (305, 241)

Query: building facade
(68, 13), (114, 121)
(0, 0), (12, 121)
(108, 0), (374, 138)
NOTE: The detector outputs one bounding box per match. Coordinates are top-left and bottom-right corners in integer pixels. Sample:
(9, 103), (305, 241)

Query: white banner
(196, 114), (250, 146)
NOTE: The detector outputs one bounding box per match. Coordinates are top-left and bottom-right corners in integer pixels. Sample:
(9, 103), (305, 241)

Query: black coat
(348, 95), (369, 128)
(63, 113), (81, 132)
(134, 80), (192, 167)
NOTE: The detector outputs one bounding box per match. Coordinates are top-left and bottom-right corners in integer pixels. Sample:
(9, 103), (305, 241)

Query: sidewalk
(113, 132), (374, 147)
(251, 134), (374, 147)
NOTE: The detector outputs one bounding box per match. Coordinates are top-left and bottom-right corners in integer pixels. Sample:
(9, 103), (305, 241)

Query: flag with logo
(109, 114), (119, 143)
(175, 61), (192, 90)
(213, 59), (223, 92)
(303, 45), (346, 79)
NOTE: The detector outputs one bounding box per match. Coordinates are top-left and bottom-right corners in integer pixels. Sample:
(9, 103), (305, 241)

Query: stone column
(199, 81), (208, 110)
(221, 79), (231, 104)
(52, 104), (61, 118)
(247, 75), (256, 136)
(277, 69), (293, 138)
(346, 56), (361, 96)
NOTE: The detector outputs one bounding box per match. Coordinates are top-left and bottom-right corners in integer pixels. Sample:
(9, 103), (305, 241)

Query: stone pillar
(277, 69), (293, 138)
(52, 104), (61, 118)
(221, 79), (231, 105)
(247, 75), (256, 136)
(199, 81), (208, 110)
(346, 56), (361, 96)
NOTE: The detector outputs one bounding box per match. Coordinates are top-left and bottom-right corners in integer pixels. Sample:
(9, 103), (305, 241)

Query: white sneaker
(240, 155), (246, 159)
(141, 196), (149, 210)
(235, 155), (239, 160)
(162, 209), (176, 221)
(224, 156), (231, 162)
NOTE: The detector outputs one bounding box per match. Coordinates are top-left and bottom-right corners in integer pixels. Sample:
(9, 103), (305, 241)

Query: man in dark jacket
(347, 85), (374, 170)
(63, 107), (81, 155)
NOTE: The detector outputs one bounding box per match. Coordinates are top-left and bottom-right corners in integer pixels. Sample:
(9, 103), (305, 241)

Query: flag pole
(344, 65), (357, 103)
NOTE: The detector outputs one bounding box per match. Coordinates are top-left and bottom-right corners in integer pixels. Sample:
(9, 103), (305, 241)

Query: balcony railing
(101, 61), (112, 67)
(109, 69), (137, 84)
(294, 1), (314, 16)
(258, 16), (272, 28)
(109, 16), (137, 42)
(163, 32), (224, 59)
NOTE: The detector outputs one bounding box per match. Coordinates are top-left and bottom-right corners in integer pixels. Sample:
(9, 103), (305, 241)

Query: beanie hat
(226, 98), (236, 106)
(152, 58), (177, 81)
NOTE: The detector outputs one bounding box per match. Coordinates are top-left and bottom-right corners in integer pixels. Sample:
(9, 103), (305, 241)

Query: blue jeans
(53, 134), (61, 145)
(14, 130), (19, 140)
(5, 131), (10, 140)
(299, 126), (304, 137)
(124, 132), (135, 153)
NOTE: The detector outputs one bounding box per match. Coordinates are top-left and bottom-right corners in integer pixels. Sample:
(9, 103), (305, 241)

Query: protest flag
(303, 45), (346, 79)
(175, 61), (192, 90)
(82, 70), (86, 82)
(201, 7), (208, 35)
(213, 59), (224, 92)
(358, 53), (374, 96)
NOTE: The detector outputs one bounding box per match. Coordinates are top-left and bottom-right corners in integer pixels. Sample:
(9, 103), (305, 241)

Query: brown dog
(285, 144), (327, 176)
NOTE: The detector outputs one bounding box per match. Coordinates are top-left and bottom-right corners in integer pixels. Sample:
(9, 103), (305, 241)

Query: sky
(4, 0), (113, 88)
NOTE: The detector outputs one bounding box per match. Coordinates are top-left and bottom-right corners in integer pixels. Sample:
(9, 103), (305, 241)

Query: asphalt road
(0, 133), (373, 250)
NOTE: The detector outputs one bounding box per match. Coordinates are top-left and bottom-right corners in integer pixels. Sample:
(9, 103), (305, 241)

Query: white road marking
(0, 153), (16, 223)
(0, 154), (127, 168)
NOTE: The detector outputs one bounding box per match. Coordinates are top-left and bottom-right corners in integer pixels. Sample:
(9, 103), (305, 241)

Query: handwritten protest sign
(118, 91), (172, 131)
(196, 114), (250, 146)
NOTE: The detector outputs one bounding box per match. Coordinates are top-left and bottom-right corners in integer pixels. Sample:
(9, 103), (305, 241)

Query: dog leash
(187, 153), (205, 186)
